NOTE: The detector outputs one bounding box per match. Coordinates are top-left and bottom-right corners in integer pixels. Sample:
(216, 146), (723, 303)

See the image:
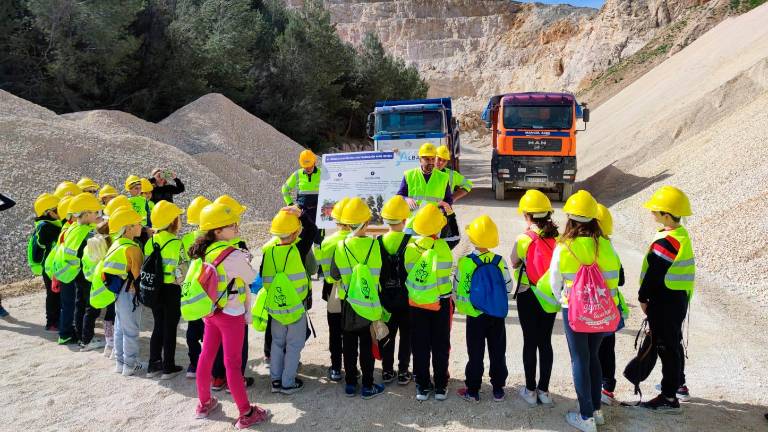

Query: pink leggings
(196, 312), (250, 414)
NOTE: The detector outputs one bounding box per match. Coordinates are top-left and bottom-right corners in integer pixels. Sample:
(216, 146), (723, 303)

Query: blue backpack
(468, 254), (508, 318)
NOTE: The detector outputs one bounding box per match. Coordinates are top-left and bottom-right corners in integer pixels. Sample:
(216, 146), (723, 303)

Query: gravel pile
(577, 5), (768, 308)
(0, 91), (304, 283)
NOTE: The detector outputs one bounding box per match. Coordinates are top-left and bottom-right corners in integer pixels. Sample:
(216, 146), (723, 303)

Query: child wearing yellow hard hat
(638, 186), (695, 412)
(31, 193), (63, 331)
(512, 189), (560, 407)
(144, 201), (186, 380)
(376, 195), (415, 385)
(328, 197), (386, 400)
(403, 204), (454, 401)
(316, 197), (351, 382)
(454, 215), (512, 402)
(182, 196), (211, 379)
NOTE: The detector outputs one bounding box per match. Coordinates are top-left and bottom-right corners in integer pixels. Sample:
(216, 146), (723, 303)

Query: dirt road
(1, 140), (766, 431)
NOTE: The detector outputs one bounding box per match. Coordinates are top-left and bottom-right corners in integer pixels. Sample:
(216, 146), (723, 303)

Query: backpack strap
(158, 237), (181, 253)
(211, 246), (236, 267)
(396, 234), (412, 257)
(469, 253), (484, 267)
(361, 239), (375, 265)
(563, 239), (598, 266)
(491, 254), (502, 267)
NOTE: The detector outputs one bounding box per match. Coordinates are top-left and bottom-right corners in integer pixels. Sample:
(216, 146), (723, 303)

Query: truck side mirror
(366, 113), (375, 138)
(582, 107), (590, 123)
(450, 117), (457, 129)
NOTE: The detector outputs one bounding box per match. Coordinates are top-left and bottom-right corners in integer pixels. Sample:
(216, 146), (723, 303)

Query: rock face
(288, 0), (724, 101)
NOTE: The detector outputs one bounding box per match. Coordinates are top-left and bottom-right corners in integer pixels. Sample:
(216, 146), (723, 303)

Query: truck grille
(512, 138), (562, 152)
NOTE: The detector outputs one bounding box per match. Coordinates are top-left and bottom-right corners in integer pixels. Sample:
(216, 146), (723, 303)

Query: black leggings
(516, 289), (556, 392)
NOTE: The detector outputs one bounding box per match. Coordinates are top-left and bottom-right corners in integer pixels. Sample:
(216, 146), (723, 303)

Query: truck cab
(482, 92), (589, 201)
(367, 98), (460, 170)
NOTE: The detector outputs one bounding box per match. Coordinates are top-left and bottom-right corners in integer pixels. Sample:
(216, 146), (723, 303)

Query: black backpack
(377, 233), (411, 312)
(139, 238), (179, 308)
(623, 319), (657, 401)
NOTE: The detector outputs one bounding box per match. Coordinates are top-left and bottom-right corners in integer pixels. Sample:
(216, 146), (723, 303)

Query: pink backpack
(524, 231), (556, 285)
(566, 242), (619, 333)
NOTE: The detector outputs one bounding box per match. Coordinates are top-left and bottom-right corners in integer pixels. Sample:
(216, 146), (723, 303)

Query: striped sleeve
(651, 236), (680, 263)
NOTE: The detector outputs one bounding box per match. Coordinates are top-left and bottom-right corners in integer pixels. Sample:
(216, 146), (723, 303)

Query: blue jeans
(58, 282), (77, 340)
(563, 310), (605, 418)
(114, 291), (143, 368)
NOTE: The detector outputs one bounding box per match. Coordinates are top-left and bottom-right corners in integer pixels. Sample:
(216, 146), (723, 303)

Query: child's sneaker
(601, 389), (619, 406)
(382, 370), (396, 384)
(327, 368), (342, 382)
(493, 387), (506, 402)
(434, 388), (448, 401)
(114, 361), (125, 374)
(416, 384), (433, 401)
(211, 377), (227, 391)
(565, 412), (597, 432)
(234, 405), (270, 429)
(640, 394), (682, 414)
(0, 306), (9, 318)
(457, 388), (480, 402)
(654, 384), (691, 402)
(45, 324), (58, 333)
(122, 362), (144, 377)
(80, 338), (105, 352)
(57, 336), (77, 345)
(103, 345), (112, 358)
(345, 384), (358, 397)
(186, 364), (196, 379)
(519, 387), (537, 405)
(271, 380), (282, 394)
(397, 371), (413, 385)
(280, 378), (304, 395)
(593, 409), (605, 426)
(361, 383), (385, 400)
(195, 397), (220, 419)
(161, 365), (184, 380)
(537, 389), (554, 406)
(146, 361), (163, 378)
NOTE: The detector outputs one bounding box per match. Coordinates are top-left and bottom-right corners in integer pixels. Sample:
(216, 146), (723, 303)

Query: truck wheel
(494, 178), (505, 201)
(559, 183), (574, 202)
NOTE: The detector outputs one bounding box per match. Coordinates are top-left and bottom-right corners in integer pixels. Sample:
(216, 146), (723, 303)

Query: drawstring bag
(623, 319), (657, 403)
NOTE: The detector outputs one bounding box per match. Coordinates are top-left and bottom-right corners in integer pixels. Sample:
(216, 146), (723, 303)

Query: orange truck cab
(482, 92), (589, 201)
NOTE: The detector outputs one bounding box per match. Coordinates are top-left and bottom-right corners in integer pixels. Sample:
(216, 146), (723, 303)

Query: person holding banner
(282, 150), (323, 246)
(396, 143), (453, 236)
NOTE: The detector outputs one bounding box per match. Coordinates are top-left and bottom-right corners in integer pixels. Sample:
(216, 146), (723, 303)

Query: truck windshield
(503, 105), (572, 130)
(376, 110), (443, 134)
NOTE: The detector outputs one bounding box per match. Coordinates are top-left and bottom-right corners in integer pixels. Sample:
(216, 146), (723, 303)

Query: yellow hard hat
(331, 197), (350, 222)
(109, 206), (143, 234)
(436, 145), (451, 161)
(299, 149), (317, 168)
(381, 195), (410, 222)
(103, 195), (131, 217)
(76, 177), (100, 192)
(518, 189), (554, 215)
(67, 192), (103, 214)
(151, 200), (183, 229)
(270, 210), (302, 237)
(34, 193), (60, 218)
(54, 181), (82, 198)
(563, 190), (598, 221)
(339, 197), (371, 226)
(214, 194), (247, 216)
(57, 196), (72, 220)
(466, 214), (499, 249)
(199, 203), (240, 231)
(412, 204), (446, 237)
(186, 196), (212, 226)
(643, 186), (692, 217)
(124, 175), (141, 191)
(140, 178), (154, 193)
(596, 203), (613, 237)
(418, 142), (437, 158)
(98, 184), (118, 200)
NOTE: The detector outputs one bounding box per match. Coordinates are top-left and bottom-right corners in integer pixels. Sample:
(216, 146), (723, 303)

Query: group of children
(28, 171), (696, 432)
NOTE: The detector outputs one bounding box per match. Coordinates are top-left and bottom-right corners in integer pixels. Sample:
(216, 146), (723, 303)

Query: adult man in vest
(638, 186), (695, 413)
(282, 150), (323, 245)
(435, 145), (471, 248)
(396, 143), (453, 234)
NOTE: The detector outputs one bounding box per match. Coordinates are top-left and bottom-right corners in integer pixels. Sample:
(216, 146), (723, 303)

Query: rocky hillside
(288, 0), (731, 106)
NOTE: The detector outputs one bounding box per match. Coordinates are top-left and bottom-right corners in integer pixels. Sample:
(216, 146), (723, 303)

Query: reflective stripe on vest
(333, 237), (382, 301)
(404, 168), (449, 209)
(639, 226), (695, 298)
(206, 242), (246, 308)
(55, 223), (94, 283)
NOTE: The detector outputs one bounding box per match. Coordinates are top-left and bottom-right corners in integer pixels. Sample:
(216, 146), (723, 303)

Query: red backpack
(523, 231), (556, 285)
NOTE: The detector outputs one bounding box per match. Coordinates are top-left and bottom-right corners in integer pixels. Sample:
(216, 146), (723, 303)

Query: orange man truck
(482, 92), (589, 201)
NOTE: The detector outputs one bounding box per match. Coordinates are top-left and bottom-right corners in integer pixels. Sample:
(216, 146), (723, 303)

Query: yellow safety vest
(261, 241), (308, 325)
(144, 230), (183, 284)
(282, 167), (321, 205)
(557, 237), (622, 308)
(317, 228), (350, 283)
(333, 236), (383, 320)
(404, 236), (453, 304)
(54, 222), (94, 283)
(90, 238), (138, 308)
(206, 242), (247, 308)
(454, 251), (506, 317)
(640, 226), (695, 299)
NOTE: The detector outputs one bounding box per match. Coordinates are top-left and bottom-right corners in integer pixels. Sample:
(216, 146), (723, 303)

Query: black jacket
(149, 178), (185, 203)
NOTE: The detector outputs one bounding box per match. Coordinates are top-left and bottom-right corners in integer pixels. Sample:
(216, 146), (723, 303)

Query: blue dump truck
(367, 98), (460, 170)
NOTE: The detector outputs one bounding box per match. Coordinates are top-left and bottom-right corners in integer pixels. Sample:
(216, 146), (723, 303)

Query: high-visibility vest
(513, 229), (560, 313)
(318, 228), (350, 283)
(261, 242), (309, 325)
(54, 222), (94, 283)
(441, 168), (473, 192)
(128, 195), (151, 227)
(404, 168), (449, 208)
(333, 236), (383, 319)
(90, 237), (137, 308)
(28, 219), (61, 276)
(206, 242), (248, 309)
(380, 231), (411, 255)
(144, 230), (183, 284)
(282, 167), (321, 205)
(454, 252), (506, 317)
(556, 237), (622, 308)
(181, 229), (202, 261)
(404, 236), (453, 305)
(640, 226), (695, 299)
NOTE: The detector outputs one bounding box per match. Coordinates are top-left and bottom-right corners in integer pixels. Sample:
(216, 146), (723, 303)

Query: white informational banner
(315, 151), (412, 229)
(375, 137), (430, 170)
